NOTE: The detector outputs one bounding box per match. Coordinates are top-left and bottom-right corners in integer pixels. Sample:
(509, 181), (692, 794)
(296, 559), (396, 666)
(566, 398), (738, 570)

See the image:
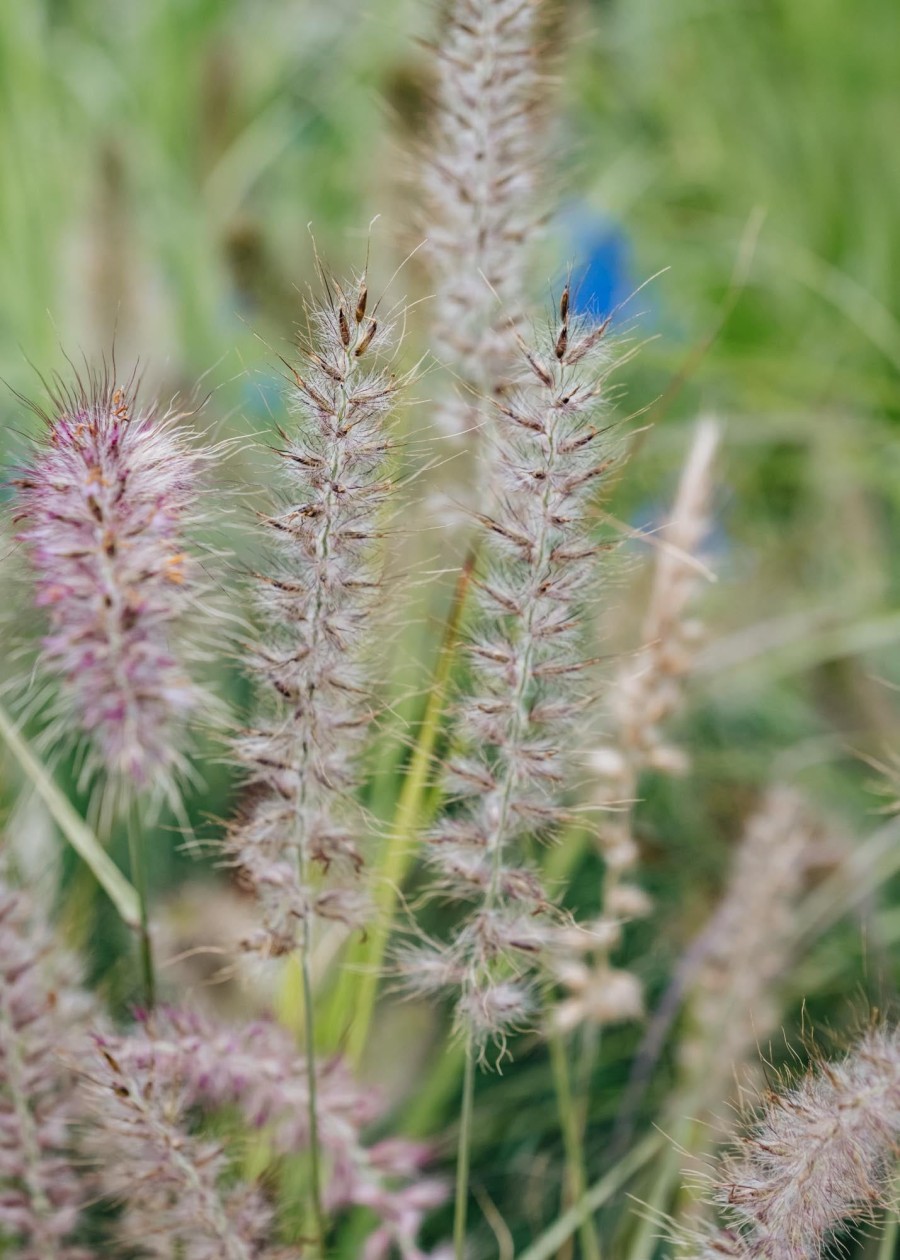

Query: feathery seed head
(679, 787), (825, 1109)
(13, 373), (213, 799)
(411, 291), (621, 1052)
(91, 1008), (446, 1256)
(550, 421), (720, 1038)
(690, 1025), (900, 1260)
(424, 0), (543, 439)
(227, 274), (407, 956)
(86, 1032), (274, 1259)
(0, 877), (91, 1258)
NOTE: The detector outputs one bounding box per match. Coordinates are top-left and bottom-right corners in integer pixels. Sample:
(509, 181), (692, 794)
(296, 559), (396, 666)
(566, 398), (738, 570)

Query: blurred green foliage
(1, 0), (899, 1255)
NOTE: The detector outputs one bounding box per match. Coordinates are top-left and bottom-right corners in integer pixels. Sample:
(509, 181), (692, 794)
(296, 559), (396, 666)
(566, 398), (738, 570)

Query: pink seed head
(13, 374), (210, 794)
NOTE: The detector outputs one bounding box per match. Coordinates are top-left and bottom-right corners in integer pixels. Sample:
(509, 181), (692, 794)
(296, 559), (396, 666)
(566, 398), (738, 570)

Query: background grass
(1, 0), (899, 1255)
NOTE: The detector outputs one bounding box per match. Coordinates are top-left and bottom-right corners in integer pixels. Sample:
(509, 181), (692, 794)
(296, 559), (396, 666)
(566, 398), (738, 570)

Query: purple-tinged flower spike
(226, 275), (409, 958)
(12, 372), (213, 803)
(406, 288), (620, 1056)
(86, 1032), (277, 1259)
(424, 0), (542, 440)
(677, 788), (825, 1117)
(0, 877), (92, 1258)
(98, 1008), (447, 1256)
(686, 1024), (900, 1260)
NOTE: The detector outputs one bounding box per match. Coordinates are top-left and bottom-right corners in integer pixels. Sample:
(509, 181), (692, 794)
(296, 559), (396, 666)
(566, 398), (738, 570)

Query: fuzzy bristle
(689, 1025), (900, 1260)
(424, 0), (541, 439)
(226, 276), (406, 957)
(408, 294), (619, 1052)
(0, 878), (91, 1258)
(13, 375), (212, 797)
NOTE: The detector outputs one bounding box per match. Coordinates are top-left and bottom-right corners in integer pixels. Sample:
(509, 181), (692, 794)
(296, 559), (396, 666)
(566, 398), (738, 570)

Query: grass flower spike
(551, 420), (720, 1035)
(679, 787), (821, 1109)
(88, 1034), (275, 1259)
(227, 274), (406, 957)
(13, 373), (211, 800)
(691, 1024), (900, 1260)
(0, 877), (91, 1258)
(89, 1009), (447, 1258)
(592, 418), (719, 902)
(425, 0), (541, 439)
(408, 289), (620, 1054)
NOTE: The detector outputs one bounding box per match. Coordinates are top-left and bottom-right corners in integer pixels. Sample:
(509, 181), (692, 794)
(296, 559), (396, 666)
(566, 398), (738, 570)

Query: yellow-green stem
(877, 1165), (900, 1260)
(125, 803), (155, 1009)
(548, 1027), (602, 1260)
(337, 553), (475, 1065)
(454, 1037), (476, 1260)
(302, 939), (327, 1257)
(0, 700), (139, 928)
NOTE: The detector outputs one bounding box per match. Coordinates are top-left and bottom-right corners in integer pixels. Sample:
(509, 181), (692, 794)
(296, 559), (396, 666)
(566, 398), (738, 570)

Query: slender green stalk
(301, 935), (327, 1258)
(125, 802), (155, 1009)
(516, 1132), (664, 1260)
(878, 1214), (899, 1260)
(548, 1028), (602, 1260)
(627, 1122), (690, 1260)
(329, 553), (475, 1064)
(454, 1036), (477, 1260)
(877, 1166), (900, 1260)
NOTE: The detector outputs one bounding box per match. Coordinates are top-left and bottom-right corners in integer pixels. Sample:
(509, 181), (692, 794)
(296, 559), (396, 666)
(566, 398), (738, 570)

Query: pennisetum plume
(86, 1033), (278, 1259)
(12, 370), (215, 810)
(630, 790), (831, 1251)
(677, 787), (825, 1117)
(224, 270), (411, 1248)
(399, 286), (621, 1254)
(423, 0), (542, 441)
(11, 370), (220, 1006)
(685, 1024), (900, 1260)
(0, 875), (92, 1258)
(89, 1008), (448, 1259)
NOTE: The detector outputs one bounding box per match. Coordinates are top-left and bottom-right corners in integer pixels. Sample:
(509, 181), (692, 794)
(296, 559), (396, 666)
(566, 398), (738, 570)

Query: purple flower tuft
(0, 877), (92, 1258)
(13, 374), (212, 795)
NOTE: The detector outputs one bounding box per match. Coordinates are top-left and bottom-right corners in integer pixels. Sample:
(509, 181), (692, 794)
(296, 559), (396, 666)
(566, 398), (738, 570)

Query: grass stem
(125, 802), (155, 1009)
(301, 937), (327, 1257)
(548, 1027), (602, 1260)
(333, 553), (474, 1065)
(454, 1035), (476, 1260)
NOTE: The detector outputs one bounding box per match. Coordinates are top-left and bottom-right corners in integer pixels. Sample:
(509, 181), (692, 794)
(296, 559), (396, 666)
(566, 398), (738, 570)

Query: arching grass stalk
(516, 1133), (664, 1260)
(0, 699), (139, 929)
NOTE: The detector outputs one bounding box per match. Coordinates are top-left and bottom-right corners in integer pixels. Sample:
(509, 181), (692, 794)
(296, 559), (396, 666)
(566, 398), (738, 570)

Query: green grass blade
(0, 700), (140, 928)
(329, 552), (475, 1065)
(515, 1133), (664, 1260)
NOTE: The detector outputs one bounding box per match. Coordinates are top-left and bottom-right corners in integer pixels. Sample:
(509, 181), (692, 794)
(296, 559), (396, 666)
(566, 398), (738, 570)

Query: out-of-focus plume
(550, 420), (719, 1034)
(423, 0), (542, 441)
(87, 1032), (276, 1258)
(12, 371), (216, 811)
(0, 876), (91, 1258)
(677, 787), (826, 1116)
(89, 1009), (447, 1258)
(684, 1024), (900, 1260)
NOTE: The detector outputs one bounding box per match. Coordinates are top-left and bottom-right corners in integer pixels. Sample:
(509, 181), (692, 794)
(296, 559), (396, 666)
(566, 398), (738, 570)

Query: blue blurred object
(557, 203), (634, 320)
